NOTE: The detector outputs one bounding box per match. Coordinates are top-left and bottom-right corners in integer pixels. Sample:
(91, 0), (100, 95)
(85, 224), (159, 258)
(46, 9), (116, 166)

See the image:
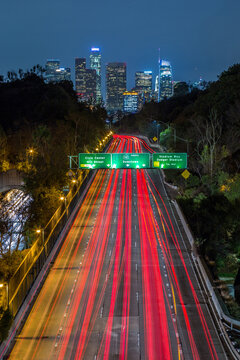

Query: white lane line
(135, 242), (137, 248)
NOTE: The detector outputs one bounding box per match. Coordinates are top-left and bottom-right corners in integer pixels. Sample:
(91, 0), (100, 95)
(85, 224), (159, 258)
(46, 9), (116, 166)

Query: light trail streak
(57, 170), (120, 360)
(136, 168), (172, 360)
(119, 169), (132, 360)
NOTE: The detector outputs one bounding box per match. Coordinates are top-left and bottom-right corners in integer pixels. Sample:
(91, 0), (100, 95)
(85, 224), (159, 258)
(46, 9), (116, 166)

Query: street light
(0, 283), (9, 309)
(149, 117), (188, 151)
(36, 228), (44, 246)
(156, 123), (160, 143)
(60, 196), (68, 215)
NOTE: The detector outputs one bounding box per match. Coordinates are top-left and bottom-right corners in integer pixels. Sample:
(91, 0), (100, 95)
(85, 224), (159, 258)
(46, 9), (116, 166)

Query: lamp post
(36, 228), (44, 246)
(156, 123), (160, 144)
(60, 196), (68, 216)
(0, 282), (9, 309)
(149, 118), (189, 152)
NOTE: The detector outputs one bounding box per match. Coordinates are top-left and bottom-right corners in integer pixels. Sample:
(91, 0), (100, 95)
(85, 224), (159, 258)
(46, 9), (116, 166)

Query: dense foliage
(0, 307), (13, 342)
(0, 71), (108, 279)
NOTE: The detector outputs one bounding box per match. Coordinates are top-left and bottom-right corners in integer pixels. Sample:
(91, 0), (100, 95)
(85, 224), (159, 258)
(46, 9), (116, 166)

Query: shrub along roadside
(0, 307), (13, 342)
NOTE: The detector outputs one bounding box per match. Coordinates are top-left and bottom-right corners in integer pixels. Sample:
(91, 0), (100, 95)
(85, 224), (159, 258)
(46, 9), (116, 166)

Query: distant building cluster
(42, 48), (206, 115)
(45, 60), (71, 83)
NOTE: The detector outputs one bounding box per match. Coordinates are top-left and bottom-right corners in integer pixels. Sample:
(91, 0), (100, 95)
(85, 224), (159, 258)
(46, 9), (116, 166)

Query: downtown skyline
(1, 0), (240, 92)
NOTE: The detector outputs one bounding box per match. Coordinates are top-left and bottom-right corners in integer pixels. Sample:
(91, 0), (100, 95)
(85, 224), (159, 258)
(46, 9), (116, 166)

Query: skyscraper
(75, 58), (86, 99)
(134, 70), (153, 102)
(123, 91), (139, 113)
(85, 69), (97, 101)
(75, 58), (97, 102)
(106, 63), (126, 113)
(90, 48), (102, 104)
(156, 60), (173, 101)
(45, 60), (71, 83)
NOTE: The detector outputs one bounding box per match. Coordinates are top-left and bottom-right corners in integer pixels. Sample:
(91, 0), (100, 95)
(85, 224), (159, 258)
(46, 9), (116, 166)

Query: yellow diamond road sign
(153, 137), (158, 142)
(181, 169), (190, 179)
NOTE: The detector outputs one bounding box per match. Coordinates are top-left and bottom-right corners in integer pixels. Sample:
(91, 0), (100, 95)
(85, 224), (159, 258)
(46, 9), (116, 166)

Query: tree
(192, 109), (224, 178)
(173, 82), (189, 97)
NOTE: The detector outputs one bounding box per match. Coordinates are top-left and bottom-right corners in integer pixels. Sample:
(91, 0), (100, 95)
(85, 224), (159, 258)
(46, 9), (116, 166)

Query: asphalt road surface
(8, 135), (227, 360)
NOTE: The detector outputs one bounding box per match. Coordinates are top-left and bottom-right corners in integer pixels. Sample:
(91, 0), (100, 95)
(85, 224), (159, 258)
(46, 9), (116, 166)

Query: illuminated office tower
(75, 57), (97, 102)
(123, 91), (139, 113)
(75, 58), (86, 100)
(45, 59), (60, 83)
(156, 60), (173, 101)
(135, 70), (152, 102)
(45, 60), (71, 83)
(85, 69), (97, 101)
(106, 63), (126, 113)
(90, 47), (102, 104)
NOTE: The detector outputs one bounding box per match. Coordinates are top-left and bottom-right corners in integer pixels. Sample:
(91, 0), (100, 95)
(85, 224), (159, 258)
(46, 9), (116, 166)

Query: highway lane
(8, 135), (227, 359)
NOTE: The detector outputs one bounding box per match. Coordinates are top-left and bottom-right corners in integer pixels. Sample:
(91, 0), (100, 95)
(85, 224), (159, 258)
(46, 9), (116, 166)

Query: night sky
(1, 0), (240, 92)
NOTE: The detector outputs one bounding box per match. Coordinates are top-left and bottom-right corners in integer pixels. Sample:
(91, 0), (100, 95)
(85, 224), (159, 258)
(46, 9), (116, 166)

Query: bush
(0, 307), (13, 342)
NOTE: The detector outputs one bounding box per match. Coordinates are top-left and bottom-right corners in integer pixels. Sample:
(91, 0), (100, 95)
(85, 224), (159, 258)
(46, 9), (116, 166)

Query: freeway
(7, 135), (227, 359)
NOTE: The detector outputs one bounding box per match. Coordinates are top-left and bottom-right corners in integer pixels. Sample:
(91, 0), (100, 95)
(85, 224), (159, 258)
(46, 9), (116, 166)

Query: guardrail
(7, 170), (89, 317)
(173, 200), (240, 359)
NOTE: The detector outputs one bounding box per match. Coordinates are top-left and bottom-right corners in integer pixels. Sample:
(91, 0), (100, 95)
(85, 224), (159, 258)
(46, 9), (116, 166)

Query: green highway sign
(71, 153), (188, 169)
(79, 153), (112, 169)
(153, 153), (187, 169)
(112, 153), (150, 169)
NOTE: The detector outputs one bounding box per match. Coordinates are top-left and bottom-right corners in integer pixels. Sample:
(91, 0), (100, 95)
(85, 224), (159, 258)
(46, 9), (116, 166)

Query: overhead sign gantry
(69, 153), (187, 170)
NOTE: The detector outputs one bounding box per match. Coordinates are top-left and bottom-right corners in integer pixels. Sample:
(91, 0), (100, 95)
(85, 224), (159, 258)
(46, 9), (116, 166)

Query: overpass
(0, 169), (24, 193)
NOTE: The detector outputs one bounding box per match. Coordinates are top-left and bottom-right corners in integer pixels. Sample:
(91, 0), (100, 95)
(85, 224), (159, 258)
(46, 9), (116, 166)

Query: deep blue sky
(1, 0), (240, 92)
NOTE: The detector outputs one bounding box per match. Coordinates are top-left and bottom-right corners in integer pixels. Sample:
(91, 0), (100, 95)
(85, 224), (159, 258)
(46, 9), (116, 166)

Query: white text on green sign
(153, 153), (187, 169)
(79, 153), (112, 169)
(112, 153), (150, 169)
